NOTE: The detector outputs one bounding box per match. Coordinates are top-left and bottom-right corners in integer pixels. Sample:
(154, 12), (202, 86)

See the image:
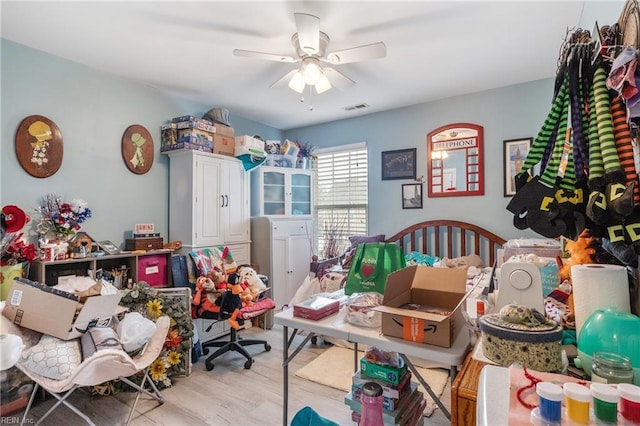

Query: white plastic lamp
(289, 57), (333, 95)
(315, 73), (331, 94)
(0, 334), (24, 370)
(302, 58), (321, 85)
(288, 71), (305, 93)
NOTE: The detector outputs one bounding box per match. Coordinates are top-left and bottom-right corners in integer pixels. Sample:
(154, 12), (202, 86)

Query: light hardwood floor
(12, 324), (452, 425)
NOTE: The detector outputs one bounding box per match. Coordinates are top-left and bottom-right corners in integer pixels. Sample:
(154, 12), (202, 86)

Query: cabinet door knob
(221, 195), (225, 208)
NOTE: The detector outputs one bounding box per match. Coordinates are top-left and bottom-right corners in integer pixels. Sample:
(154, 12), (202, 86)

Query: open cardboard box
(374, 265), (469, 348)
(2, 278), (122, 340)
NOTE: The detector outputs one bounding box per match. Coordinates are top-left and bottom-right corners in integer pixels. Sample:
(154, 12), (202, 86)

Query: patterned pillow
(80, 326), (122, 359)
(19, 335), (82, 380)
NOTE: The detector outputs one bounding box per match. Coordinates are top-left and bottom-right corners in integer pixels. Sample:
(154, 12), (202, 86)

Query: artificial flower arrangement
(118, 281), (193, 390)
(36, 193), (92, 238)
(296, 140), (317, 159)
(1, 205), (37, 267)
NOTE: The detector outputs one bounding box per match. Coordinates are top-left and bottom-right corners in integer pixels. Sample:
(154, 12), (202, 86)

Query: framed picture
(122, 124), (154, 175)
(381, 148), (416, 180)
(402, 183), (423, 209)
(15, 115), (64, 178)
(503, 137), (532, 197)
(97, 240), (120, 255)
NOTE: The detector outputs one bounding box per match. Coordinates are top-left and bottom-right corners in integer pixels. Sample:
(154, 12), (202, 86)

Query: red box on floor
(293, 295), (340, 320)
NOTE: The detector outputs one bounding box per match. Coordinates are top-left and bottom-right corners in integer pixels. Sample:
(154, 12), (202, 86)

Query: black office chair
(198, 276), (275, 371)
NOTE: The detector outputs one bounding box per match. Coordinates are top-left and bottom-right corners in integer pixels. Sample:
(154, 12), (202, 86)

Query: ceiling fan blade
(324, 42), (387, 65)
(233, 49), (298, 63)
(270, 69), (299, 88)
(323, 67), (355, 90)
(294, 13), (320, 54)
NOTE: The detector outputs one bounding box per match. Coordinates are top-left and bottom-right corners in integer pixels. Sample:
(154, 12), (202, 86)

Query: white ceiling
(0, 1), (624, 130)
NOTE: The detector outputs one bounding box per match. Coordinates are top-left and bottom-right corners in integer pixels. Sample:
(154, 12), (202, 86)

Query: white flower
(71, 199), (88, 213)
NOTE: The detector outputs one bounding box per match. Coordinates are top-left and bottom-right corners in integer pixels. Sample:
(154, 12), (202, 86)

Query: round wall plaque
(122, 124), (154, 174)
(15, 115), (63, 178)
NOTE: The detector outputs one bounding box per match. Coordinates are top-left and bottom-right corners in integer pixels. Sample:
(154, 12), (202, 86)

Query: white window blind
(314, 144), (368, 259)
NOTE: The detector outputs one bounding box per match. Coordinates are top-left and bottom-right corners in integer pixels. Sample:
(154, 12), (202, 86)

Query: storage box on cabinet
(137, 254), (169, 287)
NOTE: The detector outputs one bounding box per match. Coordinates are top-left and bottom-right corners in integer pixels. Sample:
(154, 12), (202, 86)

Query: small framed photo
(402, 183), (423, 209)
(503, 137), (532, 197)
(381, 148), (416, 180)
(97, 240), (120, 255)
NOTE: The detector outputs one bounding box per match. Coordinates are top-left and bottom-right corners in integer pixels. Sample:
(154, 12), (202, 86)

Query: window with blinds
(314, 144), (368, 259)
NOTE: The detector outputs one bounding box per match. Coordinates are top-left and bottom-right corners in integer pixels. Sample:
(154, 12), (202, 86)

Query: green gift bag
(344, 242), (406, 295)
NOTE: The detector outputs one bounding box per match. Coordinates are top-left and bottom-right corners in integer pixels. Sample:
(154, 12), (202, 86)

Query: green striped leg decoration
(540, 88), (570, 188)
(519, 80), (569, 176)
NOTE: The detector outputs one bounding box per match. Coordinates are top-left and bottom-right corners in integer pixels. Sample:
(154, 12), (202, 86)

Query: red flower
(164, 329), (183, 350)
(1, 233), (37, 265)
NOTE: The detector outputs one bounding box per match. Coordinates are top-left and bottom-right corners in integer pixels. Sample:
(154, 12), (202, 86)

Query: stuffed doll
(236, 264), (267, 299)
(229, 272), (254, 307)
(207, 267), (228, 291)
(192, 276), (219, 317)
(215, 277), (244, 330)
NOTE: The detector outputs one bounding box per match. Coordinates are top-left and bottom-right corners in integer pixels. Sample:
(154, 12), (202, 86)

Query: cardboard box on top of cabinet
(161, 123), (213, 153)
(373, 265), (469, 348)
(213, 134), (235, 156)
(213, 123), (235, 137)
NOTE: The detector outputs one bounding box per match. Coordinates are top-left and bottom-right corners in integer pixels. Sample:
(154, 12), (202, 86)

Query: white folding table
(275, 307), (471, 425)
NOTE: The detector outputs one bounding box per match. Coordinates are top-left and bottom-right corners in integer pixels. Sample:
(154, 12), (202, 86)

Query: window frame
(313, 142), (368, 259)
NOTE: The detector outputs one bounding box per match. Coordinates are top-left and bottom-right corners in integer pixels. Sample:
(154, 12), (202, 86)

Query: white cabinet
(167, 150), (250, 254)
(250, 217), (312, 308)
(251, 166), (312, 217)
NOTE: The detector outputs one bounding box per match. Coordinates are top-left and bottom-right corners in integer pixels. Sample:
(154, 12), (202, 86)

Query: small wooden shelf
(29, 249), (174, 288)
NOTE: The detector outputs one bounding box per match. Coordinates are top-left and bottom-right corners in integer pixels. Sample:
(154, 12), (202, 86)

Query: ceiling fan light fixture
(315, 73), (331, 94)
(301, 58), (322, 85)
(288, 71), (306, 93)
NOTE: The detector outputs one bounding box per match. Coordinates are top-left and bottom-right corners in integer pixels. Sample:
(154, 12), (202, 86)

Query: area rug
(295, 346), (449, 417)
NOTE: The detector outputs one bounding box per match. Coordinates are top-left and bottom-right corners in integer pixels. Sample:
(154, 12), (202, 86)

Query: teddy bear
(236, 264), (267, 300)
(206, 267), (228, 291)
(192, 275), (220, 318)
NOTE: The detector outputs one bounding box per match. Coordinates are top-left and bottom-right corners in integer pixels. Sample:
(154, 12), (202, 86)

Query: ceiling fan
(233, 13), (386, 94)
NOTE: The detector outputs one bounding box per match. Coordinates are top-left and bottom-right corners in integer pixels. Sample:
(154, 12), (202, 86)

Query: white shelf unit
(250, 166), (312, 218)
(250, 217), (313, 309)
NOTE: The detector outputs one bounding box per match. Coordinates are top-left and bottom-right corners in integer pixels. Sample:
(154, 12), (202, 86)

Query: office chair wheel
(244, 359), (253, 369)
(205, 361), (215, 371)
(265, 343), (271, 351)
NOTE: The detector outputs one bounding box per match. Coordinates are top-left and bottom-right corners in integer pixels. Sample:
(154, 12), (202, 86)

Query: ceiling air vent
(343, 103), (370, 111)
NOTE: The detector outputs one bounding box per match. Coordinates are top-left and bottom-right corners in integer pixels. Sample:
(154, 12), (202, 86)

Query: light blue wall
(2, 38), (550, 247)
(285, 80), (553, 240)
(1, 39), (282, 249)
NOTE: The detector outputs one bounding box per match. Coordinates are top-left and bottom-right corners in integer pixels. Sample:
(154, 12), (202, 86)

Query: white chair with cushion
(17, 315), (170, 426)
